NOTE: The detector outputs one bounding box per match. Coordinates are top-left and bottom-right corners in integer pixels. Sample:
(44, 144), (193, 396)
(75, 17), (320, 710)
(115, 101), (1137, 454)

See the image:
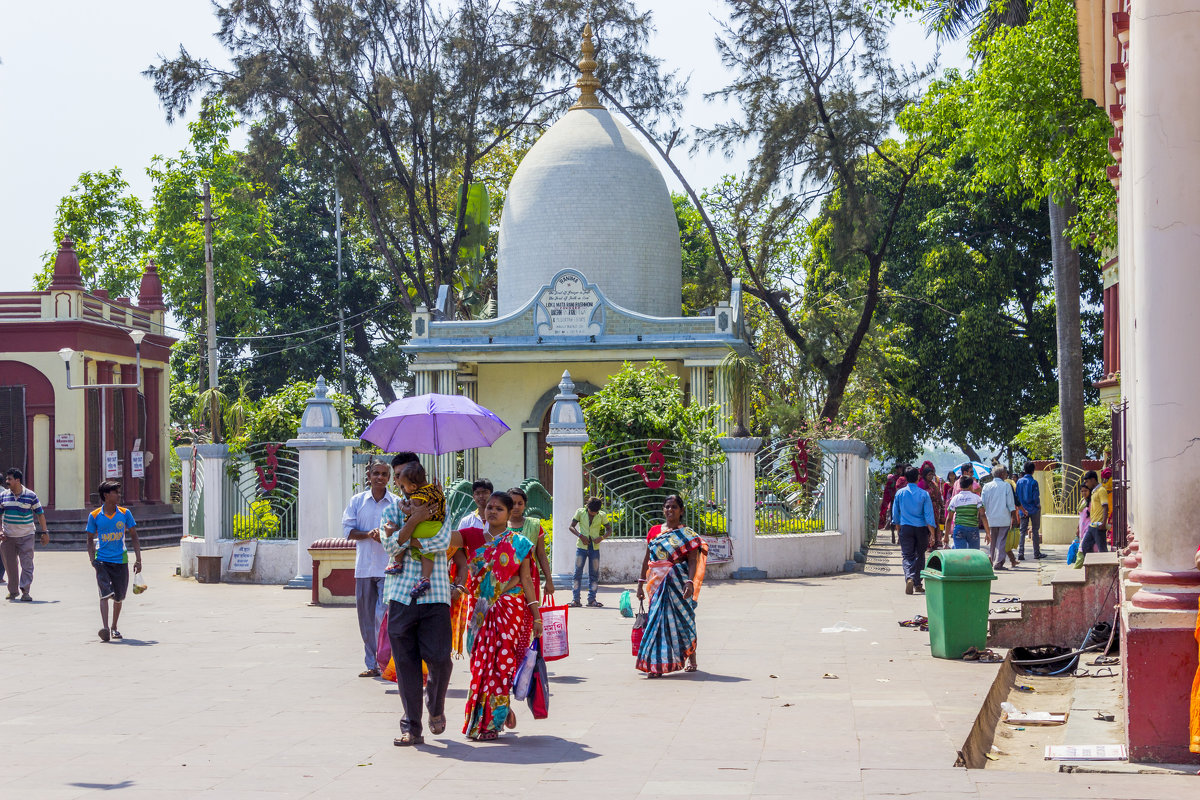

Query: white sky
(0, 1), (966, 292)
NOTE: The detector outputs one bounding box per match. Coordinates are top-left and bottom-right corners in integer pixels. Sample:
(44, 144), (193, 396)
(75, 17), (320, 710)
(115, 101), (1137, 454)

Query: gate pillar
(719, 436), (765, 579)
(195, 443), (229, 555)
(546, 371), (588, 584)
(286, 377), (357, 590)
(820, 439), (870, 571)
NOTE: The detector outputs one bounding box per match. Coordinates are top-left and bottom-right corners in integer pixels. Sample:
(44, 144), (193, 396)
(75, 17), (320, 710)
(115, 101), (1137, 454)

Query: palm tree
(921, 1), (1032, 42)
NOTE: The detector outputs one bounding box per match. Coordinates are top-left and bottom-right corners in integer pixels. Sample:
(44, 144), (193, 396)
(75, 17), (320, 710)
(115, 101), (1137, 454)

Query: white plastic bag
(132, 572), (147, 595)
(512, 642), (539, 701)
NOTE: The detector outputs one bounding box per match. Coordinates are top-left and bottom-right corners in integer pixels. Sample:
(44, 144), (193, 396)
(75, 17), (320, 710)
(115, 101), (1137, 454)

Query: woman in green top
(508, 487), (554, 597)
(569, 497), (608, 607)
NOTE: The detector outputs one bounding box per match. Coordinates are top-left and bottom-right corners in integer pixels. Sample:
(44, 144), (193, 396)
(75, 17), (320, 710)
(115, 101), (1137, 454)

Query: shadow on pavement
(68, 781), (134, 790)
(114, 638), (158, 647)
(427, 735), (599, 764)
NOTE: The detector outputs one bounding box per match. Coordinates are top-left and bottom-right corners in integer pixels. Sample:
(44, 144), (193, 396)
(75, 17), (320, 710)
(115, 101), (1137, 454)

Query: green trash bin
(921, 549), (997, 659)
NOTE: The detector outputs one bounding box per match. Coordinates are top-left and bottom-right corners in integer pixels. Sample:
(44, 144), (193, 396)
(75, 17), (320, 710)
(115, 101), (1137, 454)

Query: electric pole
(200, 181), (222, 443)
(335, 184), (346, 393)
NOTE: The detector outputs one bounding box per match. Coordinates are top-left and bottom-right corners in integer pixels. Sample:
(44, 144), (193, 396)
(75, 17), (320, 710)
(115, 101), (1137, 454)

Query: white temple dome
(495, 105), (683, 318)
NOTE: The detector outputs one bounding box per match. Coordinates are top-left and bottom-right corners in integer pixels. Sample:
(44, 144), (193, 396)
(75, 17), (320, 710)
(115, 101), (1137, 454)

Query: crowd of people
(341, 455), (709, 746)
(880, 457), (1127, 593)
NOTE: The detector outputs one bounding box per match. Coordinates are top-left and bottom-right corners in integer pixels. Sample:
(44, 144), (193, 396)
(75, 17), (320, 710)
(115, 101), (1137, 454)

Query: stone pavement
(0, 543), (1193, 799)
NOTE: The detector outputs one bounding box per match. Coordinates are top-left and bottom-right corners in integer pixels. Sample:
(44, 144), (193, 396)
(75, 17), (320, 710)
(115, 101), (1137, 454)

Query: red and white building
(0, 238), (177, 541)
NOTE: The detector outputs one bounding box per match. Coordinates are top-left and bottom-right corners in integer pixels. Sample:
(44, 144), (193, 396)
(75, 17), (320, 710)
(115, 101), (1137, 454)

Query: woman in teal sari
(636, 493), (708, 677)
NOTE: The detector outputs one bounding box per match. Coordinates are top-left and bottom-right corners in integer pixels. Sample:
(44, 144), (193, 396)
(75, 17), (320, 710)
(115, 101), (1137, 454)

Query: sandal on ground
(977, 649), (1003, 663)
(98, 628), (110, 642)
(359, 668), (381, 678)
(898, 615), (928, 628)
(110, 630), (122, 640)
(586, 600), (604, 608)
(504, 710), (517, 730)
(428, 714), (446, 735)
(684, 662), (698, 673)
(962, 646), (980, 661)
(393, 732), (424, 746)
(569, 599), (582, 608)
(475, 731), (500, 741)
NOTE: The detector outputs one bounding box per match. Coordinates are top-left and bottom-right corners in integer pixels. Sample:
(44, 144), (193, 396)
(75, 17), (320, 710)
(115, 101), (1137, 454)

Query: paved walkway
(0, 543), (1193, 799)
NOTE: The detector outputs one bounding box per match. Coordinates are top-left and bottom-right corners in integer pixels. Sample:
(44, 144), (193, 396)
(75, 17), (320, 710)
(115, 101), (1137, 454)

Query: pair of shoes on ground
(569, 599), (603, 608)
(393, 712), (447, 747)
(962, 646), (1002, 663)
(359, 668), (381, 678)
(97, 628), (122, 642)
(8, 592), (32, 601)
(904, 579), (925, 595)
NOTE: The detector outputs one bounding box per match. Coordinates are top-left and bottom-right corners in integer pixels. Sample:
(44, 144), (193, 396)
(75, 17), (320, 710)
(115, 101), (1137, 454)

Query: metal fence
(583, 439), (725, 538)
(754, 437), (838, 535)
(187, 450), (204, 539)
(221, 443), (299, 540)
(1110, 400), (1128, 548)
(864, 472), (882, 547)
(1043, 461), (1089, 516)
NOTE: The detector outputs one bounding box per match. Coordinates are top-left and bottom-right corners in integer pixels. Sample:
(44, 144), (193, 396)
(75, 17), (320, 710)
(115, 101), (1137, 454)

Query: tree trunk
(954, 439), (982, 463)
(1049, 197), (1086, 467)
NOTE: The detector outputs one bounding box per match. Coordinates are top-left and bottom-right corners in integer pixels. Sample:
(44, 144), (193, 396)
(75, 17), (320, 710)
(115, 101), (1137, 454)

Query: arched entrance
(0, 361), (56, 507)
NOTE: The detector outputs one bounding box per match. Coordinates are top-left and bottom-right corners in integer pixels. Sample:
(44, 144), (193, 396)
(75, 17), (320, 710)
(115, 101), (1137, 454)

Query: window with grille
(0, 385), (27, 474)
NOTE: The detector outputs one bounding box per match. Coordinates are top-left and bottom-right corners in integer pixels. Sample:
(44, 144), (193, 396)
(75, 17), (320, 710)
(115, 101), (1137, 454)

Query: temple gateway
(404, 27), (750, 487)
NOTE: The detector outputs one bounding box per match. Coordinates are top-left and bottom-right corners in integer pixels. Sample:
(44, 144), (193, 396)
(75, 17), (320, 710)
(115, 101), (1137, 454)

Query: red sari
(462, 529), (534, 739)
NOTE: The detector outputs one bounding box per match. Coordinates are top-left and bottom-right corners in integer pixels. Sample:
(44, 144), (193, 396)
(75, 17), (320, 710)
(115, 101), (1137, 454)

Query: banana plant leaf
(455, 182), (490, 262)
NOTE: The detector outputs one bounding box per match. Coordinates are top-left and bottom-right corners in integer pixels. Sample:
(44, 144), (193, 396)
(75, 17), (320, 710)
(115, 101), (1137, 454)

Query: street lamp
(59, 329), (147, 478)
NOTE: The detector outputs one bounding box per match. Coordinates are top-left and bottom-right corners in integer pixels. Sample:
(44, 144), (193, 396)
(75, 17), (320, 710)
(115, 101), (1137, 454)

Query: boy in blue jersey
(86, 481), (142, 642)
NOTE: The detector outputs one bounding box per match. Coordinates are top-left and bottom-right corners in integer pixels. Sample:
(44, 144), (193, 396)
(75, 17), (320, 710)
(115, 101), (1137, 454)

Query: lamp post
(59, 329), (146, 479)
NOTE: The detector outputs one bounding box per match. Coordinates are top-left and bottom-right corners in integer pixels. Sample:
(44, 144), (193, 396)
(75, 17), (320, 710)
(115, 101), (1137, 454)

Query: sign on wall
(54, 433), (75, 450)
(229, 539), (258, 573)
(701, 535), (733, 564)
(130, 450), (145, 478)
(104, 450), (120, 478)
(534, 270), (604, 336)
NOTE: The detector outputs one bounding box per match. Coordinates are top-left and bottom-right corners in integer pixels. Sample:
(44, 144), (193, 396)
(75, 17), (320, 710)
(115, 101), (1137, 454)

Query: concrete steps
(989, 552), (1121, 649)
(41, 505), (183, 552)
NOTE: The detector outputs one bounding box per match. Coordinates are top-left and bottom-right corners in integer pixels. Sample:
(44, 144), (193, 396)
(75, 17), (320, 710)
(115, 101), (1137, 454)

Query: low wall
(1041, 514), (1081, 545)
(580, 530), (850, 584)
(180, 536), (297, 584)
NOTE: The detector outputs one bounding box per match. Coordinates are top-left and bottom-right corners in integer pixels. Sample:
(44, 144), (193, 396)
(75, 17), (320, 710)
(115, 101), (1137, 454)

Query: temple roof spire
(570, 23), (604, 111)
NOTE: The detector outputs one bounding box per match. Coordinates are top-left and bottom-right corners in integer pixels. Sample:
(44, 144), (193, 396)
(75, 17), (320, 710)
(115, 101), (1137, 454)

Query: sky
(0, 1), (968, 293)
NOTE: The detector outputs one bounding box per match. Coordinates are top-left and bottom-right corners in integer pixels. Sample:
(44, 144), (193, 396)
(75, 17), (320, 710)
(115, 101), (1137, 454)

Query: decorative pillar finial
(570, 23), (605, 111)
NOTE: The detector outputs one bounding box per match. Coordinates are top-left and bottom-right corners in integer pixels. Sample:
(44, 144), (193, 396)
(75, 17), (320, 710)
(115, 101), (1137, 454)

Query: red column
(143, 368), (162, 503)
(96, 361), (115, 455)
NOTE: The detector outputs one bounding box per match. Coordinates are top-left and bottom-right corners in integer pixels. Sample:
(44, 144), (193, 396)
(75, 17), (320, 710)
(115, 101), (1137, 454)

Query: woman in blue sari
(635, 493), (708, 677)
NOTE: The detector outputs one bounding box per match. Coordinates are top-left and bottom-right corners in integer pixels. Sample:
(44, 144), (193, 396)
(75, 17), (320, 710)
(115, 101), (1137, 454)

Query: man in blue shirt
(1015, 461), (1045, 560)
(85, 480), (142, 642)
(891, 466), (936, 595)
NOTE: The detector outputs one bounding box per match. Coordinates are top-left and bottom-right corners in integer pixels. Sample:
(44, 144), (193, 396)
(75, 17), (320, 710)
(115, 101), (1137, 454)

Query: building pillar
(460, 373), (479, 481)
(143, 367), (163, 503)
(196, 443), (229, 557)
(546, 371), (588, 585)
(821, 440), (870, 571)
(719, 436), (764, 579)
(436, 367), (458, 483)
(32, 414), (50, 501)
(1120, 4), (1200, 764)
(286, 377), (357, 590)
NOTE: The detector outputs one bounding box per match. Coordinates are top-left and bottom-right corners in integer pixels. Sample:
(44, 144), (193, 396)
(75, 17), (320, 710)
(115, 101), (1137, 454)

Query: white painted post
(820, 439), (870, 572)
(286, 377), (357, 589)
(175, 445), (194, 535)
(196, 443), (229, 556)
(546, 371), (588, 586)
(719, 436), (765, 579)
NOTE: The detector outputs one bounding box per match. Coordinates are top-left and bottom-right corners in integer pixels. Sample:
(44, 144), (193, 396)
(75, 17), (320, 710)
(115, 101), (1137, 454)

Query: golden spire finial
(570, 23), (604, 111)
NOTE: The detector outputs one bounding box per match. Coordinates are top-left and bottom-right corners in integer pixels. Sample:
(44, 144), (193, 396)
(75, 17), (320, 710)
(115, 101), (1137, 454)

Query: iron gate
(222, 443), (299, 540)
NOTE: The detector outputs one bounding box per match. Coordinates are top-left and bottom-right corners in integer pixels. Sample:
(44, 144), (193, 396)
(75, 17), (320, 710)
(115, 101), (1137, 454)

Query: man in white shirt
(981, 468), (1018, 569)
(342, 458), (397, 677)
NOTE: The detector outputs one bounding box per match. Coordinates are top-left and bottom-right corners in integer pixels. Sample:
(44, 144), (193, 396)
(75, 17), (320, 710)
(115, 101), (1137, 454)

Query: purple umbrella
(361, 393), (510, 455)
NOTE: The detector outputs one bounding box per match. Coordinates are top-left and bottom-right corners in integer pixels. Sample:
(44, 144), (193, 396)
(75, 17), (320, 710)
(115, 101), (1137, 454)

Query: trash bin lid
(922, 549), (997, 581)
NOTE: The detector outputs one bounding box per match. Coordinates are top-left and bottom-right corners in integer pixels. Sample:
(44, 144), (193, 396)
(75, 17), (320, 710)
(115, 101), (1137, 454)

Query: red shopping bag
(631, 599), (647, 657)
(541, 595), (569, 661)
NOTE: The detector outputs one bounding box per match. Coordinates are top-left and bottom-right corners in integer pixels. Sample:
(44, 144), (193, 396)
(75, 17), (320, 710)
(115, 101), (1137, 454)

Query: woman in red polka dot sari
(463, 492), (543, 740)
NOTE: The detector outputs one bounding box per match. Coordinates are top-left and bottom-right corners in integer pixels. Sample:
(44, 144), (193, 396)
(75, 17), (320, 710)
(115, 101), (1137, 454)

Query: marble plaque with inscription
(535, 271), (603, 336)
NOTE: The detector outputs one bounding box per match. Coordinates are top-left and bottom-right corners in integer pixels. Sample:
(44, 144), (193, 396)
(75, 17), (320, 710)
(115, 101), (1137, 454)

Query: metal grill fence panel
(221, 443), (300, 540)
(187, 452), (204, 539)
(582, 439), (725, 539)
(754, 438), (837, 535)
